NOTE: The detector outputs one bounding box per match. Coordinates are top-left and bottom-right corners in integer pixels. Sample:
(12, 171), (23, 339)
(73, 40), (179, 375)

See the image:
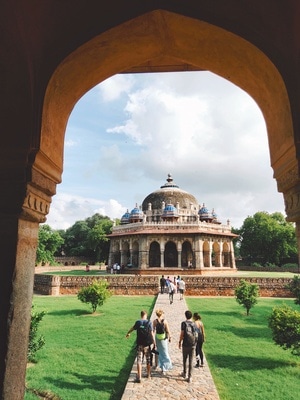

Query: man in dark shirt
(126, 310), (155, 383)
(160, 275), (166, 294)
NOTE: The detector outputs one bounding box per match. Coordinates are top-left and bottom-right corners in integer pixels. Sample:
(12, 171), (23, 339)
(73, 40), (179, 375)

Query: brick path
(121, 292), (220, 400)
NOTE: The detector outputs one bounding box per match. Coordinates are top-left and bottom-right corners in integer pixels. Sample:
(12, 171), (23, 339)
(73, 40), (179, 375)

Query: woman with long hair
(152, 309), (173, 375)
(193, 312), (205, 368)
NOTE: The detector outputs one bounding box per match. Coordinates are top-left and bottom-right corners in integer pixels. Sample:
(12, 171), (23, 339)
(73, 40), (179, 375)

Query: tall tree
(36, 224), (64, 265)
(63, 214), (114, 262)
(237, 211), (297, 265)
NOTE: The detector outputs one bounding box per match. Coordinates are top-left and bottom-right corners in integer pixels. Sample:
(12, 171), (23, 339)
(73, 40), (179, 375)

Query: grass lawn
(25, 295), (300, 400)
(187, 297), (300, 400)
(25, 295), (156, 400)
(41, 269), (299, 278)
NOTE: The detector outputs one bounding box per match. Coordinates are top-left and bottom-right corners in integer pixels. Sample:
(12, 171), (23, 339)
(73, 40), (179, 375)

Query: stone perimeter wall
(34, 274), (294, 297)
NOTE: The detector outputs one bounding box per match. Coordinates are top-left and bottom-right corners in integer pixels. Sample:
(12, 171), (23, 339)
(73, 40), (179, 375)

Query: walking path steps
(121, 292), (220, 400)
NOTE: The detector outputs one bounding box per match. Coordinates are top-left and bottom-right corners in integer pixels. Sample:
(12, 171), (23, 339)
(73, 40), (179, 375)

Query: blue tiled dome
(198, 203), (213, 222)
(120, 209), (130, 224)
(162, 204), (178, 218)
(129, 204), (144, 222)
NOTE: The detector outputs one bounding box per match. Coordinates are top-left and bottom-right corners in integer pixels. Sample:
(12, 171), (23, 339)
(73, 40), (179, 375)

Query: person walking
(178, 310), (198, 383)
(160, 275), (166, 294)
(152, 309), (172, 375)
(126, 310), (155, 383)
(178, 278), (186, 300)
(168, 280), (176, 304)
(193, 312), (205, 368)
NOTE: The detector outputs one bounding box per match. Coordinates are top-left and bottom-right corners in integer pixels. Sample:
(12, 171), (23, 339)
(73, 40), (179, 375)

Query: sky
(45, 71), (286, 231)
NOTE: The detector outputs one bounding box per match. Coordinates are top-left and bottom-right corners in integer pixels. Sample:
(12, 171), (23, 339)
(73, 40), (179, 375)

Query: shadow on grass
(212, 324), (271, 340)
(208, 353), (298, 371)
(43, 346), (136, 399)
(47, 309), (95, 317)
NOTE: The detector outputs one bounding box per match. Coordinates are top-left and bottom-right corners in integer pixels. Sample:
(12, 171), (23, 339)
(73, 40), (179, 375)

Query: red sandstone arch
(37, 10), (294, 210)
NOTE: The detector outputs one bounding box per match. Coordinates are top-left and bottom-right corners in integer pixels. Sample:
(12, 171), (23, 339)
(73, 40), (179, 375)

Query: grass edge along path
(187, 297), (300, 400)
(25, 296), (300, 400)
(25, 295), (156, 400)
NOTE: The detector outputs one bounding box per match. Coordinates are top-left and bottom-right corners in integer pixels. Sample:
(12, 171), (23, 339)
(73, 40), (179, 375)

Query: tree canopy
(36, 224), (64, 265)
(36, 214), (114, 265)
(236, 211), (297, 265)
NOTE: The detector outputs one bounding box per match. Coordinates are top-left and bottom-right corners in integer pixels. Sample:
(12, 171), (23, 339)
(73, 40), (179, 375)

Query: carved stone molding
(275, 160), (300, 193)
(22, 183), (52, 223)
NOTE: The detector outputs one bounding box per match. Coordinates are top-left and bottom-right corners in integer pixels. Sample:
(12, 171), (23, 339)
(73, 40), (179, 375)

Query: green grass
(25, 295), (156, 400)
(41, 270), (298, 278)
(186, 297), (300, 400)
(25, 296), (300, 400)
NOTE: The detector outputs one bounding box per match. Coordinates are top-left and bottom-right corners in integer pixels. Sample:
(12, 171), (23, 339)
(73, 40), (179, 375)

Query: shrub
(287, 275), (300, 305)
(28, 306), (46, 363)
(268, 305), (300, 356)
(235, 279), (259, 316)
(264, 262), (278, 268)
(251, 262), (263, 268)
(77, 280), (111, 313)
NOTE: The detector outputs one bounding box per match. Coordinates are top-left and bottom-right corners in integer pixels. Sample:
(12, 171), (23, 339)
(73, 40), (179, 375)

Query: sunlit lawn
(25, 295), (300, 400)
(41, 269), (299, 278)
(187, 297), (300, 400)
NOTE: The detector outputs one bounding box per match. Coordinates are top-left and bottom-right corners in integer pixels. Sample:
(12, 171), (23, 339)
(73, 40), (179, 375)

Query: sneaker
(134, 378), (141, 383)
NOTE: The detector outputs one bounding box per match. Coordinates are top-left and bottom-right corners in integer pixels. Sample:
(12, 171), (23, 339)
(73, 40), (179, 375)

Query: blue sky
(46, 71), (285, 230)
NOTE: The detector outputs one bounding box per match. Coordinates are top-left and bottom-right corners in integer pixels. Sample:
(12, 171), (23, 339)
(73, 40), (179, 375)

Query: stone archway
(37, 10), (295, 212)
(4, 8), (300, 400)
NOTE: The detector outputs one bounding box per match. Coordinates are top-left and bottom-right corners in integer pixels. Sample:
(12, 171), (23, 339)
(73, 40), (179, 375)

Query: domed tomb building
(108, 174), (237, 273)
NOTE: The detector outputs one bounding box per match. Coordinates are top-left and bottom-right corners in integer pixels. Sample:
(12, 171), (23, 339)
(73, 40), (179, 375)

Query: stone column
(1, 178), (53, 400)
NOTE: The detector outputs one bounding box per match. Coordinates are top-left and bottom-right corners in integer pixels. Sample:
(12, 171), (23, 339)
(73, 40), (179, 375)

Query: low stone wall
(34, 274), (294, 298)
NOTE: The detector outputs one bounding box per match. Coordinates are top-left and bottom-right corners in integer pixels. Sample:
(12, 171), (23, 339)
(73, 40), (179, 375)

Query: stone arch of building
(149, 241), (161, 268)
(37, 10), (295, 213)
(182, 240), (193, 268)
(164, 241), (178, 268)
(132, 241), (139, 268)
(4, 7), (300, 400)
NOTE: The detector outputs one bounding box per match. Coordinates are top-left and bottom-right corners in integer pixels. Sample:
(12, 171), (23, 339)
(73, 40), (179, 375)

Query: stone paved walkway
(121, 292), (220, 400)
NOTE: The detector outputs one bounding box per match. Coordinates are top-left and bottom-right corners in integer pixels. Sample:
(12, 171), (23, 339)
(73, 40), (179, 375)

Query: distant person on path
(152, 309), (172, 375)
(179, 310), (198, 383)
(178, 278), (186, 300)
(168, 280), (176, 304)
(160, 275), (166, 294)
(126, 310), (155, 383)
(193, 312), (205, 368)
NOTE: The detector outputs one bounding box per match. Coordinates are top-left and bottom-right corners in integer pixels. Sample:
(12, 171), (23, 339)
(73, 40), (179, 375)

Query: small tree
(77, 280), (111, 313)
(268, 305), (300, 356)
(235, 279), (259, 316)
(287, 275), (300, 305)
(28, 306), (46, 363)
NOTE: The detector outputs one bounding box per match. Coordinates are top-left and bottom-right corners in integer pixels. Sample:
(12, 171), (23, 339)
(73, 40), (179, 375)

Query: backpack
(183, 321), (198, 346)
(137, 320), (153, 346)
(156, 319), (165, 335)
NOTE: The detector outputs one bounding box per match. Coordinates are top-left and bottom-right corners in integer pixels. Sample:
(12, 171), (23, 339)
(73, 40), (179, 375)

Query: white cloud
(98, 74), (135, 102)
(46, 193), (126, 230)
(48, 71), (286, 230)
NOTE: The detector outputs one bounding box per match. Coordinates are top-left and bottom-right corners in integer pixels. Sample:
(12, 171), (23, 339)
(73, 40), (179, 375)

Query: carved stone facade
(34, 274), (293, 298)
(108, 175), (237, 273)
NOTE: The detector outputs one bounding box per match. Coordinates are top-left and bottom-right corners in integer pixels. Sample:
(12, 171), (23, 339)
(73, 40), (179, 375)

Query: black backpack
(137, 320), (153, 346)
(183, 321), (198, 346)
(156, 319), (165, 335)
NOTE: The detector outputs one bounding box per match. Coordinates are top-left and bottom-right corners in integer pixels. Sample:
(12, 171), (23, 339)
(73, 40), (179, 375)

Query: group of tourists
(160, 275), (186, 303)
(126, 308), (205, 384)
